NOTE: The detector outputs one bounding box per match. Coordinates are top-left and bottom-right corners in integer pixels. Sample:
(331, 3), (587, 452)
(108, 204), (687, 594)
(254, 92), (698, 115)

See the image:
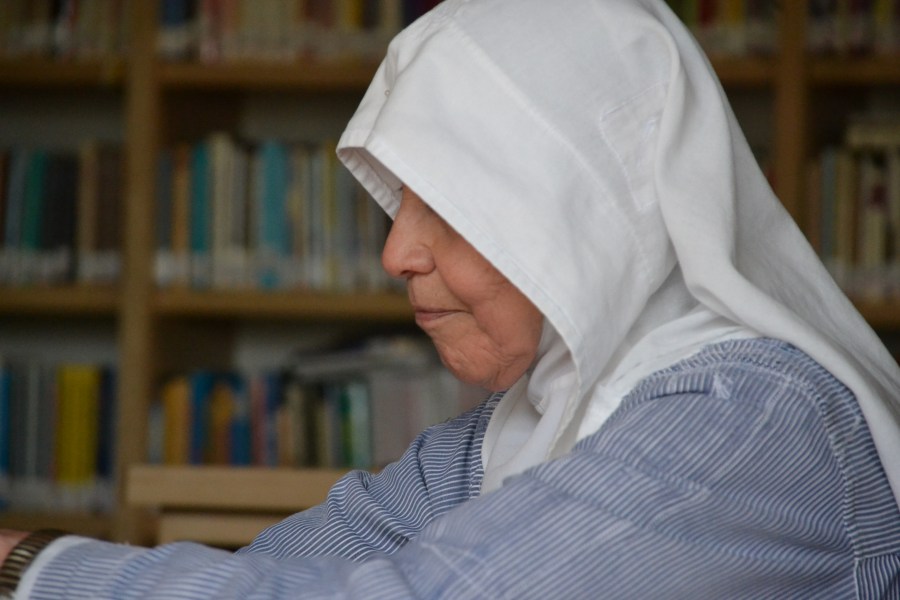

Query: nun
(4, 0), (899, 598)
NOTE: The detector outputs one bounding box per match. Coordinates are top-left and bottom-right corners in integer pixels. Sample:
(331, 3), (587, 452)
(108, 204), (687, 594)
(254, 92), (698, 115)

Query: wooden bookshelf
(0, 286), (118, 316)
(154, 290), (412, 321)
(810, 57), (900, 85)
(159, 61), (379, 91)
(0, 512), (113, 539)
(1, 0), (898, 547)
(128, 465), (348, 512)
(127, 465), (349, 546)
(0, 59), (125, 88)
(709, 55), (776, 87)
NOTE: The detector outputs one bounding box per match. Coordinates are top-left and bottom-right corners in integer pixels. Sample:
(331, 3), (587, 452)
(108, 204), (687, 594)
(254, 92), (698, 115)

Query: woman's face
(382, 187), (543, 391)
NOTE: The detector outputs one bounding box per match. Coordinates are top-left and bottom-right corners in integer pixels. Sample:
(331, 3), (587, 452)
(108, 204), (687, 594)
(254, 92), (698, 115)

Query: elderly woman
(4, 0), (900, 598)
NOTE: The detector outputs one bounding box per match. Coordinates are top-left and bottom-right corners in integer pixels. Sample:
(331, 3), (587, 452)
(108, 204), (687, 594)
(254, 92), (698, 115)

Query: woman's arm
(237, 394), (497, 560)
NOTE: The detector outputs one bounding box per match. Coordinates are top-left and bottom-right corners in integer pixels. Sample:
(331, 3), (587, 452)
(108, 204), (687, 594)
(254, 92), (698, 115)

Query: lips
(413, 308), (456, 326)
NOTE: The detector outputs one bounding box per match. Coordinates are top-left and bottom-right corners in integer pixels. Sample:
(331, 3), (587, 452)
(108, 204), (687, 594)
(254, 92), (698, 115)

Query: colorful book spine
(154, 135), (390, 293)
(190, 141), (212, 289)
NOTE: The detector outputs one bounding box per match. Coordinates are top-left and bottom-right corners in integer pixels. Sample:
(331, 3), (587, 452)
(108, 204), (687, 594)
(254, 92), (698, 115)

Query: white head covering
(337, 0), (900, 505)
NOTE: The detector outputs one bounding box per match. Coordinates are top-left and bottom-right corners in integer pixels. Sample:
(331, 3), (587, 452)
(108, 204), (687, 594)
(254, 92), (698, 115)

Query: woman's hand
(0, 530), (30, 562)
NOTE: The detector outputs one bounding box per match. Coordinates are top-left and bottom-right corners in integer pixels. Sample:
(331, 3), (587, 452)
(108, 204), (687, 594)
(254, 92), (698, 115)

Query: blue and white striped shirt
(28, 339), (900, 598)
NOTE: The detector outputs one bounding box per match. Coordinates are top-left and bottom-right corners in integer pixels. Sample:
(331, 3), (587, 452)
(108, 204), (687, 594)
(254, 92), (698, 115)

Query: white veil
(337, 0), (900, 506)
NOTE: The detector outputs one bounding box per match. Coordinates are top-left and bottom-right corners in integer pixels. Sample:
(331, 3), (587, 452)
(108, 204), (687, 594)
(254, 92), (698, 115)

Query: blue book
(229, 375), (252, 466)
(156, 149), (174, 253)
(258, 141), (289, 289)
(190, 142), (211, 288)
(21, 150), (48, 253)
(189, 371), (214, 465)
(0, 360), (11, 509)
(262, 372), (283, 466)
(96, 366), (117, 482)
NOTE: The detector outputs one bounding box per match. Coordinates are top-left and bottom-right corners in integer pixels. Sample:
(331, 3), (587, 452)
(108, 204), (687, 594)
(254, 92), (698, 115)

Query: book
(161, 374), (191, 465)
(856, 152), (888, 298)
(190, 140), (212, 288)
(154, 147), (175, 286)
(0, 359), (12, 509)
(0, 150), (8, 253)
(40, 152), (78, 284)
(94, 365), (117, 512)
(0, 149), (28, 285)
(833, 147), (858, 291)
(20, 149), (48, 285)
(886, 147), (900, 296)
(256, 139), (290, 290)
(85, 144), (123, 284)
(159, 0), (195, 61)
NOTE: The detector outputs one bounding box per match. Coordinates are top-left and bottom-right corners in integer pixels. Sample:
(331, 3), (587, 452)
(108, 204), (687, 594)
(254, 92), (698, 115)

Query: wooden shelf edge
(0, 58), (125, 87)
(811, 56), (900, 85)
(0, 286), (119, 316)
(709, 55), (777, 87)
(127, 465), (349, 512)
(0, 511), (113, 538)
(159, 60), (379, 91)
(154, 289), (412, 321)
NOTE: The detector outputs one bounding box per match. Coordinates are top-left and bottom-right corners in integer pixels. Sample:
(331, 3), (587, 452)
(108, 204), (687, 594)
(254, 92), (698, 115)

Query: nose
(381, 191), (435, 279)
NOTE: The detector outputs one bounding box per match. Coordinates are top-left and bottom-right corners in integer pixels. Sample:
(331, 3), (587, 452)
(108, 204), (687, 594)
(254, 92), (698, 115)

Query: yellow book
(208, 379), (235, 465)
(162, 376), (191, 465)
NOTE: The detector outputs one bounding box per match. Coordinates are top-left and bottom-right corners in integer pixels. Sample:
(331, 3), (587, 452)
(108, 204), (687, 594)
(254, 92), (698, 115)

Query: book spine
(0, 360), (11, 509)
(190, 141), (212, 288)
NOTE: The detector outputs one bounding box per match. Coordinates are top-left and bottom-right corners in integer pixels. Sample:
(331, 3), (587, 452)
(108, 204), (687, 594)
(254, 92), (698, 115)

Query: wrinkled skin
(382, 187), (543, 391)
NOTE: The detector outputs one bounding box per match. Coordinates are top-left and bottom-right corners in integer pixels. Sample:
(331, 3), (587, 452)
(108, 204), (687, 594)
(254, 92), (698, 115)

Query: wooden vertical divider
(115, 0), (161, 543)
(773, 0), (810, 225)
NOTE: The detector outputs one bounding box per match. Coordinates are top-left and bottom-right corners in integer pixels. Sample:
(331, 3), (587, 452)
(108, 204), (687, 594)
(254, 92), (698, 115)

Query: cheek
(477, 294), (542, 359)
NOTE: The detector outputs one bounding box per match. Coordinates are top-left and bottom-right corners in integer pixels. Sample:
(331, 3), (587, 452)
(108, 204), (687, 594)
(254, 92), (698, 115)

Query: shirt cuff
(16, 536), (93, 599)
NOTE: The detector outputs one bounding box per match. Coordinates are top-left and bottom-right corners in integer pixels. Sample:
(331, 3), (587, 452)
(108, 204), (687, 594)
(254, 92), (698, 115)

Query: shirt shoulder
(569, 338), (900, 595)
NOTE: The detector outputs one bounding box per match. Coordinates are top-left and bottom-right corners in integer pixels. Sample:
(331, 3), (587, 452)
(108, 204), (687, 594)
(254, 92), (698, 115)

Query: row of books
(155, 134), (393, 292)
(809, 0), (900, 56)
(158, 0), (440, 64)
(808, 116), (900, 299)
(669, 0), (900, 59)
(667, 0), (778, 57)
(147, 337), (484, 470)
(0, 143), (123, 287)
(0, 358), (117, 513)
(0, 0), (131, 61)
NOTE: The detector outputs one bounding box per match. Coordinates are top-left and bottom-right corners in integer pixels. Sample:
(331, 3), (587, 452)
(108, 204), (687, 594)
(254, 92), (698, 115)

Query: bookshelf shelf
(0, 511), (112, 539)
(158, 61), (379, 91)
(127, 465), (350, 546)
(709, 56), (777, 87)
(810, 56), (900, 85)
(153, 290), (413, 321)
(128, 465), (349, 512)
(0, 59), (125, 88)
(0, 286), (119, 316)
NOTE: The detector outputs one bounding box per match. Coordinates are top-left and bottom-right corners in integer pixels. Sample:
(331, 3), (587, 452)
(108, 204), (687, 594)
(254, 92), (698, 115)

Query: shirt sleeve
(26, 345), (886, 599)
(236, 394), (497, 560)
